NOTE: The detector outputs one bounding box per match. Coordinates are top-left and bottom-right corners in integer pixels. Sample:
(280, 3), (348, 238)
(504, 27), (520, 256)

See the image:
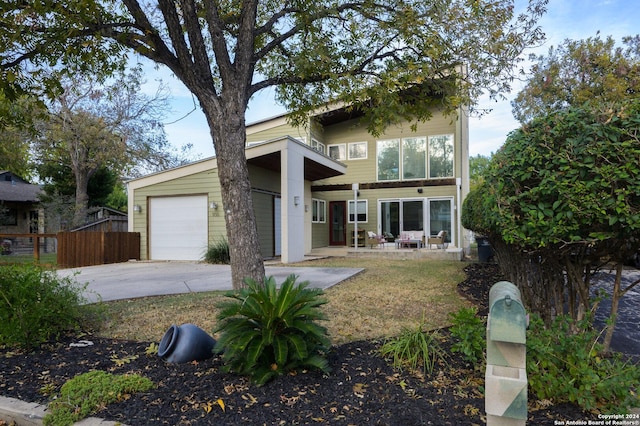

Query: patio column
(280, 142), (305, 263)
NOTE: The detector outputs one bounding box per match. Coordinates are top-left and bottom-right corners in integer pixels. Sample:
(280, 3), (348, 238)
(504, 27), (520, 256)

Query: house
(127, 102), (469, 263)
(0, 171), (43, 234)
(72, 206), (128, 232)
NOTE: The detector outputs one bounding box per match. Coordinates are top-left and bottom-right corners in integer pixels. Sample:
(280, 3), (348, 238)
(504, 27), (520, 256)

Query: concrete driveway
(57, 261), (363, 303)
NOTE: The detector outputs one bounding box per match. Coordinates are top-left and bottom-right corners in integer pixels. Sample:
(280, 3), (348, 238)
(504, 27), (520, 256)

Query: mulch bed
(0, 263), (600, 425)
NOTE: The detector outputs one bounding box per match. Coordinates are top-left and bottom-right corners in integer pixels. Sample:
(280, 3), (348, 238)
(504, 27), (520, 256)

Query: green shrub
(204, 237), (230, 264)
(44, 370), (153, 426)
(527, 314), (640, 412)
(0, 265), (96, 349)
(214, 274), (331, 385)
(448, 307), (486, 365)
(380, 321), (446, 376)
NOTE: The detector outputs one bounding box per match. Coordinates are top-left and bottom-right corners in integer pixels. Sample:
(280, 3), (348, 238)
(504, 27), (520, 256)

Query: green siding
(133, 165), (282, 260)
(133, 169), (222, 260)
(253, 191), (274, 258)
(318, 114), (458, 186)
(247, 122), (307, 144)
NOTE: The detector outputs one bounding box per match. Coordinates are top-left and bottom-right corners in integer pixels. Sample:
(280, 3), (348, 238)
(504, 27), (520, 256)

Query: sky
(142, 0), (639, 160)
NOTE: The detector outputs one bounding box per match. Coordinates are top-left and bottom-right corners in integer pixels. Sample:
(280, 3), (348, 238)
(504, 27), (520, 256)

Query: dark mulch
(0, 263), (600, 425)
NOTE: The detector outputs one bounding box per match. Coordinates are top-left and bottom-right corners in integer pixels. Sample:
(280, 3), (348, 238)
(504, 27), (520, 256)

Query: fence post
(33, 234), (40, 262)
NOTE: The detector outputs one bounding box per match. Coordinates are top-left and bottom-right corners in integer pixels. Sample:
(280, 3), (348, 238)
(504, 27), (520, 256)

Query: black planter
(158, 323), (216, 363)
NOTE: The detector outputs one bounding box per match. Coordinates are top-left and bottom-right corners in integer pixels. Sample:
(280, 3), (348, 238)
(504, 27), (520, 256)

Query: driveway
(592, 268), (640, 358)
(57, 261), (363, 303)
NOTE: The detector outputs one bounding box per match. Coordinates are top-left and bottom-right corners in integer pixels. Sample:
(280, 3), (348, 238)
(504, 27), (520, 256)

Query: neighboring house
(127, 102), (469, 263)
(0, 171), (43, 235)
(72, 206), (128, 232)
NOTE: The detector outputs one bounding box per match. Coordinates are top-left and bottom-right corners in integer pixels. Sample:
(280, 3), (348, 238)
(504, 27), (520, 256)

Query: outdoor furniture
(427, 230), (447, 249)
(395, 230), (423, 249)
(367, 231), (386, 248)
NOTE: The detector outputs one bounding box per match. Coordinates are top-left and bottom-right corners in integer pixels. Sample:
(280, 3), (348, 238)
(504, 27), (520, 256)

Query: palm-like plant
(214, 274), (331, 385)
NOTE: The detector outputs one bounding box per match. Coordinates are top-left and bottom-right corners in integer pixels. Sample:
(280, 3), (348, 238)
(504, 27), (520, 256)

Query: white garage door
(149, 195), (208, 260)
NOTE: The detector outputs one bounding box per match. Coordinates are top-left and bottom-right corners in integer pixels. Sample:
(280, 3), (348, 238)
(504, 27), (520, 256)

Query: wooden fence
(57, 231), (140, 268)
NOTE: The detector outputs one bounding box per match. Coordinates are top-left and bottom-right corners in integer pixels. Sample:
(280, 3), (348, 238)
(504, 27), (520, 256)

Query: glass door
(428, 199), (452, 243)
(380, 201), (399, 238)
(329, 201), (346, 245)
(380, 199), (425, 238)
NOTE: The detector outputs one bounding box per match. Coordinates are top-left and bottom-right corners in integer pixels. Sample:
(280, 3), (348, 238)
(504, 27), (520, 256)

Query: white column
(280, 143), (305, 263)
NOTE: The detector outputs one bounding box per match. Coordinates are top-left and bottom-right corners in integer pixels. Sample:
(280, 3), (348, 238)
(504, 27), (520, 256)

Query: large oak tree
(1, 0), (547, 288)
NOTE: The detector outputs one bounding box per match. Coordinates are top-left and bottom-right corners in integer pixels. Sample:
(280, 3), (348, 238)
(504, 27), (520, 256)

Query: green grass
(97, 258), (471, 345)
(0, 252), (57, 265)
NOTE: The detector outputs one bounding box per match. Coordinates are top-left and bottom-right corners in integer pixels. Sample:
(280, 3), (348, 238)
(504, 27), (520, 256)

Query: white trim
(347, 141), (368, 160)
(347, 199), (368, 223)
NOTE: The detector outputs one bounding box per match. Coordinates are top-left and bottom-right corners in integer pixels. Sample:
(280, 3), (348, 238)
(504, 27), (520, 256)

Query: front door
(329, 201), (346, 245)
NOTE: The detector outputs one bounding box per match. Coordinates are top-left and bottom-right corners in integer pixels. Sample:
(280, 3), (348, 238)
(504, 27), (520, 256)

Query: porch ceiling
(247, 152), (344, 181)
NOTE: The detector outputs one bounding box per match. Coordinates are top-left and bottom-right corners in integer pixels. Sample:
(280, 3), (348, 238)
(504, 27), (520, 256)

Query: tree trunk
(73, 170), (90, 228)
(602, 262), (623, 353)
(200, 96), (265, 290)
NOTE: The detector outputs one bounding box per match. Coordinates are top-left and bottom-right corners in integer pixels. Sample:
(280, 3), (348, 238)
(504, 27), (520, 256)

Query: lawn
(97, 258), (471, 345)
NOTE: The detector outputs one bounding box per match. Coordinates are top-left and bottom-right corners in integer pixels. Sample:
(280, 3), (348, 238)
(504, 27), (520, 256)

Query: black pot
(158, 323), (216, 363)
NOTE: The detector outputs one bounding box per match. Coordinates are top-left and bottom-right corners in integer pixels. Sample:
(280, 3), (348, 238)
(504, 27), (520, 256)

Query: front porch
(308, 244), (464, 261)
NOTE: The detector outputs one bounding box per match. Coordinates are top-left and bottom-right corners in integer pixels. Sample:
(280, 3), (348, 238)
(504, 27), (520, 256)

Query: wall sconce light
(209, 202), (218, 209)
(294, 196), (300, 206)
(417, 188), (423, 194)
(133, 205), (142, 213)
(305, 205), (309, 212)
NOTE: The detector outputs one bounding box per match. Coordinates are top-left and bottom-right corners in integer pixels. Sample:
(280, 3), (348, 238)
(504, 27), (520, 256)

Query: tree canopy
(511, 34), (640, 123)
(1, 0), (548, 288)
(32, 67), (175, 227)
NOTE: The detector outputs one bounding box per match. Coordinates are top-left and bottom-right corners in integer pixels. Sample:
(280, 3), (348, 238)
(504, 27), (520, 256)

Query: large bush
(0, 265), (95, 349)
(462, 100), (640, 331)
(214, 274), (330, 385)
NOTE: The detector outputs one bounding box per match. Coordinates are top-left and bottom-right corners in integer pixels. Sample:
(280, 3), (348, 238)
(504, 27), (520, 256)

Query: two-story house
(127, 102), (469, 263)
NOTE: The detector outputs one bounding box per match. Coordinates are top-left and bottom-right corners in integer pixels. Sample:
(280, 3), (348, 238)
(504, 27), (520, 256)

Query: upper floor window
(377, 139), (400, 181)
(377, 134), (454, 181)
(348, 142), (368, 160)
(311, 138), (325, 154)
(428, 134), (454, 178)
(328, 144), (346, 161)
(403, 137), (426, 179)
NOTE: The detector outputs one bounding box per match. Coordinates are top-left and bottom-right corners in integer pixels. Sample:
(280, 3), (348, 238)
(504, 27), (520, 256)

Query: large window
(379, 198), (452, 241)
(428, 134), (454, 178)
(402, 137), (426, 179)
(377, 134), (454, 181)
(377, 139), (400, 181)
(348, 200), (368, 223)
(312, 199), (326, 223)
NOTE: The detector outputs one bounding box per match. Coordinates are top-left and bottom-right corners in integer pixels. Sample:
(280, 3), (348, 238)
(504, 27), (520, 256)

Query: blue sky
(145, 0), (639, 159)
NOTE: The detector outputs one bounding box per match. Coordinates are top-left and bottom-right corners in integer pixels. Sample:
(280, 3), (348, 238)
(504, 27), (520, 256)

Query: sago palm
(214, 274), (330, 385)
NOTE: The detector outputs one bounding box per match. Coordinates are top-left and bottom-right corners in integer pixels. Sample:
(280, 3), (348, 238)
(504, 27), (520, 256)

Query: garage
(149, 195), (208, 260)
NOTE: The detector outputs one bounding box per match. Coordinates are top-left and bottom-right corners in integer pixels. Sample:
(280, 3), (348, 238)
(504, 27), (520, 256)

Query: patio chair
(427, 230), (447, 249)
(367, 231), (386, 248)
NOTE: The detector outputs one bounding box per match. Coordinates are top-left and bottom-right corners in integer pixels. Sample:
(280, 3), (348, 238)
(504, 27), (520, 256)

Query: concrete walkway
(57, 260), (363, 303)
